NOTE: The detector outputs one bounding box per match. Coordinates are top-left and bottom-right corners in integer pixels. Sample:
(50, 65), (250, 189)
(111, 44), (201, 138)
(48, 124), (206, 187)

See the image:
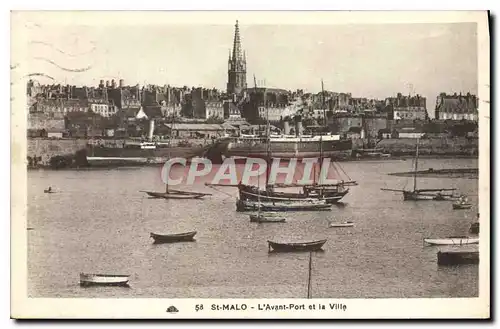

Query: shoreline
(27, 154), (478, 171)
(388, 168), (478, 179)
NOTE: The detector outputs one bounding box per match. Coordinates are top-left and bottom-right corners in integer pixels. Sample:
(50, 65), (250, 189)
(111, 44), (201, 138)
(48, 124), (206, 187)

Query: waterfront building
(434, 92), (478, 121)
(205, 100), (225, 120)
(385, 93), (427, 120)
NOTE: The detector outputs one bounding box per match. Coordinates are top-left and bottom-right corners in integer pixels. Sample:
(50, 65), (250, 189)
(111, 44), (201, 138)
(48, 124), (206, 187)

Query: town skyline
(17, 16), (478, 112)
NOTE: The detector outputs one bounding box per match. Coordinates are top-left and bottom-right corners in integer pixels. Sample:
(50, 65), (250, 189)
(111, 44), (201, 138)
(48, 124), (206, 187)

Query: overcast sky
(16, 13), (478, 110)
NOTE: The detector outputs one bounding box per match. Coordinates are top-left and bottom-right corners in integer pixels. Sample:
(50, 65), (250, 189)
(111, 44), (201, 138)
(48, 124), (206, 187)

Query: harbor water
(27, 158), (479, 298)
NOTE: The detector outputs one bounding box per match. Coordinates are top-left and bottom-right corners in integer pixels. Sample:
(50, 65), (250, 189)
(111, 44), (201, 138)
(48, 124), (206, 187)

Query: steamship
(222, 118), (353, 160)
(84, 118), (207, 167)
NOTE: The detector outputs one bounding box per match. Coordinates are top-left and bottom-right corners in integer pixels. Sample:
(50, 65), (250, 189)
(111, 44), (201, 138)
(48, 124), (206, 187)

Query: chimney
(148, 119), (155, 141)
(119, 79), (124, 88)
(283, 117), (291, 135)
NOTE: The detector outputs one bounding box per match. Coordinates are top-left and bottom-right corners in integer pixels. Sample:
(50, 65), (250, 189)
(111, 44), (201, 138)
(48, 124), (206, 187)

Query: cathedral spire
(227, 20), (247, 95)
(232, 20), (242, 61)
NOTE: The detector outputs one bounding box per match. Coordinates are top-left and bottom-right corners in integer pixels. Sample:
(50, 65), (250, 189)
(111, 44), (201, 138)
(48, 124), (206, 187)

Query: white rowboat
(329, 221), (354, 228)
(423, 237), (479, 246)
(80, 273), (130, 287)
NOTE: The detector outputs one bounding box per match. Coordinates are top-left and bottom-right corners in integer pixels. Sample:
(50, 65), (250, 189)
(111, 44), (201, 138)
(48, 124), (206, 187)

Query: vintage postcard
(11, 11), (490, 319)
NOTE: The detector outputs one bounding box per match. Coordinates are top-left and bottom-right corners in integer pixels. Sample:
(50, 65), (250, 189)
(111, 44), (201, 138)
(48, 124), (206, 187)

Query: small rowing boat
(143, 191), (206, 199)
(423, 236), (479, 246)
(150, 231), (197, 244)
(79, 273), (130, 287)
(44, 187), (56, 193)
(452, 196), (472, 209)
(329, 221), (354, 228)
(268, 239), (327, 253)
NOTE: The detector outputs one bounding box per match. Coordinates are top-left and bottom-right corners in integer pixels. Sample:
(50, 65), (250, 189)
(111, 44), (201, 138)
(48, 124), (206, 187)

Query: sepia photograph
(10, 10), (490, 319)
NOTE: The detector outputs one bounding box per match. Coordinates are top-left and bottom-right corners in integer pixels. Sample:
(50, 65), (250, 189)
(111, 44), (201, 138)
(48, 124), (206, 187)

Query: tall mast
(307, 252), (313, 299)
(265, 86), (271, 189)
(319, 80), (325, 188)
(413, 138), (420, 192)
(321, 79), (326, 126)
(166, 96), (177, 194)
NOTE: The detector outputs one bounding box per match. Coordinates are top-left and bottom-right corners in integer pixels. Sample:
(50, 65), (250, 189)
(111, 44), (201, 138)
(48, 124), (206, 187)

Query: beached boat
(268, 239), (327, 252)
(79, 273), (130, 287)
(423, 236), (479, 246)
(329, 221), (354, 228)
(44, 187), (56, 193)
(150, 231), (197, 244)
(237, 199), (331, 212)
(249, 213), (286, 223)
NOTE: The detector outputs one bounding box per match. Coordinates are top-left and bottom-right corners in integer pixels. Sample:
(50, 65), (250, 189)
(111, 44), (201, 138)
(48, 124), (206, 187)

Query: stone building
(385, 93), (427, 120)
(434, 92), (478, 121)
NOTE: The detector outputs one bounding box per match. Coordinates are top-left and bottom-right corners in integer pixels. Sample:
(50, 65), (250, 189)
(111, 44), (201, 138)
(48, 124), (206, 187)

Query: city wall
(28, 139), (88, 166)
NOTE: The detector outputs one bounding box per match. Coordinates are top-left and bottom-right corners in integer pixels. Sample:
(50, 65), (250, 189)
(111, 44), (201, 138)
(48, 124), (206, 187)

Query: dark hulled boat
(238, 183), (349, 204)
(383, 139), (459, 201)
(150, 231), (197, 244)
(249, 213), (286, 223)
(236, 199), (331, 212)
(142, 188), (211, 200)
(267, 239), (327, 252)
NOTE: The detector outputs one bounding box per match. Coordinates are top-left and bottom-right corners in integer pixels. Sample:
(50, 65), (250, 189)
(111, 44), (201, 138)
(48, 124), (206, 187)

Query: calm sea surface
(27, 157), (479, 298)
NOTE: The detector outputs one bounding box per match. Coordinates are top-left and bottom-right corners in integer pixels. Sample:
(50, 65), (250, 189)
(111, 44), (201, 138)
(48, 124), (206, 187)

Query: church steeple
(232, 20), (242, 61)
(227, 20), (247, 95)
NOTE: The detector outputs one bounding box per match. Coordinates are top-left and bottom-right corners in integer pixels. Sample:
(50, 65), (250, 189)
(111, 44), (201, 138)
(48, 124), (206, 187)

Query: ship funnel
(283, 118), (291, 135)
(294, 115), (303, 136)
(148, 119), (155, 141)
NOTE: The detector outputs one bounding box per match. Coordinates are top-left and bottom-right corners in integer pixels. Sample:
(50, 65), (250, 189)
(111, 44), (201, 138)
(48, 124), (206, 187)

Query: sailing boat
(236, 76), (331, 212)
(234, 79), (354, 204)
(249, 170), (286, 223)
(141, 101), (211, 200)
(381, 139), (458, 201)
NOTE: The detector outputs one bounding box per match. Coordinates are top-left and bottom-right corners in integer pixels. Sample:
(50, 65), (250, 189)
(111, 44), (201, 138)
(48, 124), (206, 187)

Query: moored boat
(142, 190), (208, 199)
(382, 139), (458, 201)
(249, 214), (286, 223)
(453, 202), (473, 209)
(423, 236), (479, 246)
(469, 222), (479, 234)
(268, 239), (327, 252)
(44, 187), (56, 193)
(237, 199), (331, 212)
(150, 231), (197, 244)
(238, 183), (349, 204)
(79, 273), (130, 287)
(329, 221), (354, 228)
(452, 195), (472, 209)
